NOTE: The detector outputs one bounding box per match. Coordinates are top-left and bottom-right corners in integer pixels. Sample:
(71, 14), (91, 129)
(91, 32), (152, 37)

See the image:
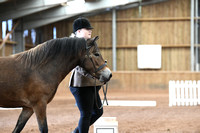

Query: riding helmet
(73, 17), (93, 33)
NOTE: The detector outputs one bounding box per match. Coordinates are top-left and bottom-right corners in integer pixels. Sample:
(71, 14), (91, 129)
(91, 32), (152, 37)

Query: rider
(69, 17), (104, 133)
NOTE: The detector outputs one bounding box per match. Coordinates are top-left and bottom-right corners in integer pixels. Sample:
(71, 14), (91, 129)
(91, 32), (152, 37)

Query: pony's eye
(94, 53), (100, 56)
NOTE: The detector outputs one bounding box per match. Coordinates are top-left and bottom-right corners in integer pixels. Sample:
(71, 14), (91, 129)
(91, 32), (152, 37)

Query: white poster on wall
(137, 45), (162, 69)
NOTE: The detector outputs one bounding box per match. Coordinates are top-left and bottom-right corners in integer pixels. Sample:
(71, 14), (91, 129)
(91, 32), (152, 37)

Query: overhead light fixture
(61, 2), (67, 6)
(67, 0), (85, 6)
(65, 0), (86, 14)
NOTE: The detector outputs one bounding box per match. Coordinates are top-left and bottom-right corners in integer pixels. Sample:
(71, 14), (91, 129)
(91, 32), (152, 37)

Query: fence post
(198, 81), (200, 104)
(185, 80), (189, 106)
(189, 80), (193, 106)
(193, 80), (197, 106)
(180, 80), (185, 106)
(176, 80), (181, 106)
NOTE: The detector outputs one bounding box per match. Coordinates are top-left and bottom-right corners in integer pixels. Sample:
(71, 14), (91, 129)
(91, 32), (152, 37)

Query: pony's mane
(15, 37), (86, 69)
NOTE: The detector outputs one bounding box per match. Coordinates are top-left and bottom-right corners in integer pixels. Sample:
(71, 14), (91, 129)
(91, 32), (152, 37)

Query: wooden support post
(0, 21), (20, 56)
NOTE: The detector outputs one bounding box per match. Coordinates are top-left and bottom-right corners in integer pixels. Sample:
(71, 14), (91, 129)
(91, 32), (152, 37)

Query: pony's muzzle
(99, 67), (112, 83)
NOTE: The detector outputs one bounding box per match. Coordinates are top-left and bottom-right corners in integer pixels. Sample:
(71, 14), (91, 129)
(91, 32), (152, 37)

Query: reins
(94, 79), (108, 109)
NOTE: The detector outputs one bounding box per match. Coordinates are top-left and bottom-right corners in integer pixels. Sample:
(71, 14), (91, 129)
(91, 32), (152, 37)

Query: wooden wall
(90, 0), (191, 71)
(35, 0), (192, 71)
(113, 0), (191, 71)
(36, 0), (191, 71)
(42, 20), (73, 41)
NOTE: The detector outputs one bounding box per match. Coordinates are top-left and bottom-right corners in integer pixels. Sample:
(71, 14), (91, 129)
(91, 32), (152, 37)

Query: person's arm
(75, 66), (94, 78)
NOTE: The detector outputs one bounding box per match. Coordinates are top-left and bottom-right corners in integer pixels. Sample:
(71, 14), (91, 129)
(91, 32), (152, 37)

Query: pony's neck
(16, 37), (86, 85)
(40, 55), (80, 84)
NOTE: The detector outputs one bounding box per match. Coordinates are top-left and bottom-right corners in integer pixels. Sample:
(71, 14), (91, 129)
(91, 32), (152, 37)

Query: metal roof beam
(23, 6), (76, 30)
(23, 0), (139, 30)
(0, 0), (68, 21)
(0, 0), (8, 4)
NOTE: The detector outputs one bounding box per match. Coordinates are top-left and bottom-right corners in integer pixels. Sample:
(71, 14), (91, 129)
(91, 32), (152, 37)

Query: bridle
(85, 45), (107, 76)
(81, 44), (109, 109)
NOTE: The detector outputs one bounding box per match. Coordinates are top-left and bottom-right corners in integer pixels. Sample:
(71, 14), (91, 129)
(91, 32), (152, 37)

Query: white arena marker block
(103, 100), (156, 107)
(0, 107), (22, 110)
(94, 117), (118, 133)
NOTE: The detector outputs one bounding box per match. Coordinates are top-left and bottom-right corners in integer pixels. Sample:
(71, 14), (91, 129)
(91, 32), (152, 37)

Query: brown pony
(0, 36), (112, 133)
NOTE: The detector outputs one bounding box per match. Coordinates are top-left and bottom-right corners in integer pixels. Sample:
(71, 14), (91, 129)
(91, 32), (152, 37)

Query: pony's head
(80, 36), (112, 83)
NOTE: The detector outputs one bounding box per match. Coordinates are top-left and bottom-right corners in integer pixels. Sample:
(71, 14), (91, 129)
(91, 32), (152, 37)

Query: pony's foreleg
(12, 107), (34, 133)
(33, 102), (48, 133)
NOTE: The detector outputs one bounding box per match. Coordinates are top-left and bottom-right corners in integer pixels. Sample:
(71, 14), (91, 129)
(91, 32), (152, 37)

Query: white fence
(169, 80), (200, 106)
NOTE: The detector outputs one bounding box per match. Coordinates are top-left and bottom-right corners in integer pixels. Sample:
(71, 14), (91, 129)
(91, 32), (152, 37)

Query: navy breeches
(70, 86), (103, 133)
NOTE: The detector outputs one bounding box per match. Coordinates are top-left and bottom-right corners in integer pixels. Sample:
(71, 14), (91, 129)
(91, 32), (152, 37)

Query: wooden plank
(116, 17), (195, 22)
(90, 17), (198, 22)
(108, 71), (200, 92)
(58, 71), (200, 93)
(0, 39), (17, 45)
(99, 44), (191, 49)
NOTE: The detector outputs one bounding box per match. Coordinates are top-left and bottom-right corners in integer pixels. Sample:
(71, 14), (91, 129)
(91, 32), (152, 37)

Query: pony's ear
(91, 36), (99, 44)
(94, 36), (99, 42)
(86, 36), (99, 48)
